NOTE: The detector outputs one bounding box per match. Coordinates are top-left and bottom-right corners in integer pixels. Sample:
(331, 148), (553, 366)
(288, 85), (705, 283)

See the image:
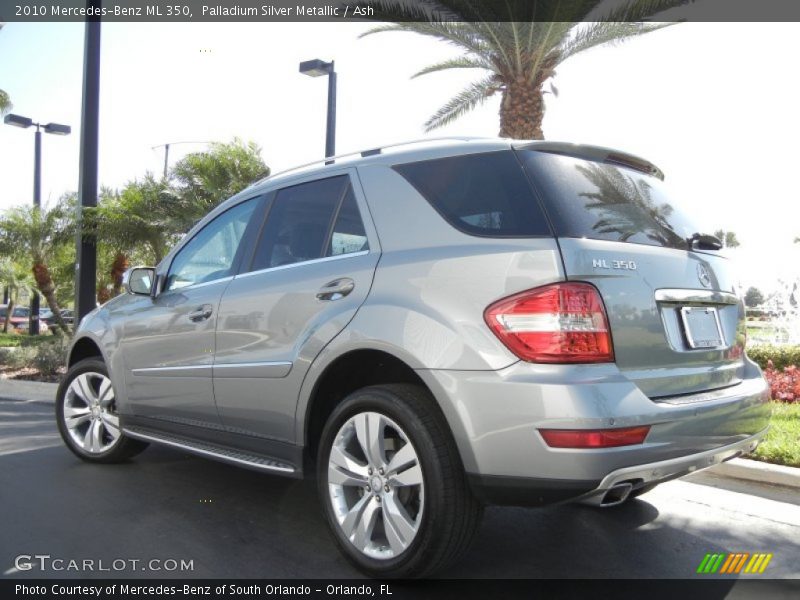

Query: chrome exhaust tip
(598, 482), (634, 507)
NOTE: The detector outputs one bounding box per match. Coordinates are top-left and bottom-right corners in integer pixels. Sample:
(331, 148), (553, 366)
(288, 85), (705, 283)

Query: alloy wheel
(327, 411), (425, 560)
(62, 372), (122, 454)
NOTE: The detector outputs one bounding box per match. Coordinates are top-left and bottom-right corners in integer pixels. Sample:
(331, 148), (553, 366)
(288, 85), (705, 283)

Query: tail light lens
(484, 282), (614, 363)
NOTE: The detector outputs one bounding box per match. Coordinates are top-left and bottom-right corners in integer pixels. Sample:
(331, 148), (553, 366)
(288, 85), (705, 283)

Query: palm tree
(362, 0), (684, 139)
(170, 138), (270, 232)
(0, 259), (34, 334)
(0, 202), (73, 334)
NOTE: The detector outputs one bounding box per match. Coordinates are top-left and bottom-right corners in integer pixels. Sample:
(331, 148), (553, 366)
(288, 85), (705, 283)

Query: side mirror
(123, 267), (156, 296)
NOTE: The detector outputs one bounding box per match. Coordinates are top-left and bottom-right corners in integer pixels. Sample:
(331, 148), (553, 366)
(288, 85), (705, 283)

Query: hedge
(746, 345), (800, 371)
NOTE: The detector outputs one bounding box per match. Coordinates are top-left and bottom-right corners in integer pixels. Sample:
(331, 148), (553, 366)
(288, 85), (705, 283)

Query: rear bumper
(417, 358), (770, 505)
(468, 432), (764, 507)
(578, 430), (764, 506)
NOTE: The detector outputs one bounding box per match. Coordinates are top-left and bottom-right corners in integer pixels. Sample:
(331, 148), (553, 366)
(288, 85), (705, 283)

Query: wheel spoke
(388, 464), (423, 487)
(91, 418), (103, 450)
(382, 492), (418, 551)
(339, 493), (371, 539)
(97, 377), (114, 407)
(385, 443), (416, 476)
(329, 445), (369, 487)
(70, 375), (95, 406)
(352, 496), (380, 551)
(354, 412), (386, 467)
(63, 405), (91, 429)
(101, 413), (121, 441)
(83, 419), (97, 452)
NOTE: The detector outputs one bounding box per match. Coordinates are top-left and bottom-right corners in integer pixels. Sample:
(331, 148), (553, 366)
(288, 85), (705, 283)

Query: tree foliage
(361, 0), (685, 138)
(713, 229), (740, 248)
(0, 200), (73, 333)
(744, 287), (765, 308)
(169, 138), (270, 232)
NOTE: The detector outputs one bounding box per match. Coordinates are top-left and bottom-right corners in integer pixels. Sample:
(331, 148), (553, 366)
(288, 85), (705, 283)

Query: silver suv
(57, 138), (769, 577)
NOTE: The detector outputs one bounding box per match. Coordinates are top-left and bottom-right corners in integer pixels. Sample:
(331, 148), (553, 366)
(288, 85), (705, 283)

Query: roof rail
(253, 136), (487, 186)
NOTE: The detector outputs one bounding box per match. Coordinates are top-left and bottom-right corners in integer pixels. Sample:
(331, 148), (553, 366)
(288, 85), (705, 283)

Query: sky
(1, 20), (800, 293)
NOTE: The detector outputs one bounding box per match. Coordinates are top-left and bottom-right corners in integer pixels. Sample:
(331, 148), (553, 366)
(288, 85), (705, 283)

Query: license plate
(680, 306), (724, 349)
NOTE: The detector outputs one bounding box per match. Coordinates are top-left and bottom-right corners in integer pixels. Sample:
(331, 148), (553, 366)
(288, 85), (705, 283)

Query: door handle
(187, 304), (213, 321)
(316, 278), (355, 301)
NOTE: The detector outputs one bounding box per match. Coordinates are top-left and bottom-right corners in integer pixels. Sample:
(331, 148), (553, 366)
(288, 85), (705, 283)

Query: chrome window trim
(234, 250), (369, 280)
(163, 275), (234, 294)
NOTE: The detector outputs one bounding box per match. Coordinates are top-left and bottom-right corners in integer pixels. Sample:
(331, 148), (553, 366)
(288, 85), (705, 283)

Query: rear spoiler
(513, 141), (665, 180)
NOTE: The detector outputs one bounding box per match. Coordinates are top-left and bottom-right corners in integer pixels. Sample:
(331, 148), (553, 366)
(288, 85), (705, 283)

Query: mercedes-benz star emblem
(697, 264), (712, 288)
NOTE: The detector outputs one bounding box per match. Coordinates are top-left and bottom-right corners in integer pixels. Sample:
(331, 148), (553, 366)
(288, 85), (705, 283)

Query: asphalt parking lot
(1, 398), (798, 580)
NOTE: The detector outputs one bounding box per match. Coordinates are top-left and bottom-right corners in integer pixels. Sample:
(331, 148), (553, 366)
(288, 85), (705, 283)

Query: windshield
(519, 150), (700, 251)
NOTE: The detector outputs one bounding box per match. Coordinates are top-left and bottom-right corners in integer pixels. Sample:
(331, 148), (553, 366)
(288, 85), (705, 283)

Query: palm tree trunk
(32, 262), (70, 335)
(2, 298), (14, 333)
(499, 82), (545, 140)
(110, 252), (130, 296)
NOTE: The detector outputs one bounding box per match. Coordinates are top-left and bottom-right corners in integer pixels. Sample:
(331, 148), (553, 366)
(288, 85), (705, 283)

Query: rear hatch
(516, 144), (746, 399)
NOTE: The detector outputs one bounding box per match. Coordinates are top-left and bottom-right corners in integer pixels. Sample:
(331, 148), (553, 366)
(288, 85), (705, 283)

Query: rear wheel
(317, 384), (482, 578)
(56, 358), (148, 463)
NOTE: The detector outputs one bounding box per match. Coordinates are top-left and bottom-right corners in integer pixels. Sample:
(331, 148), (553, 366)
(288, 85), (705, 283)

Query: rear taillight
(484, 282), (614, 363)
(539, 426), (651, 448)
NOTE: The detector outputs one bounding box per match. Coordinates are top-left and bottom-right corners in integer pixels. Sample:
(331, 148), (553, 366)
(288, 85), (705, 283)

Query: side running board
(123, 427), (296, 475)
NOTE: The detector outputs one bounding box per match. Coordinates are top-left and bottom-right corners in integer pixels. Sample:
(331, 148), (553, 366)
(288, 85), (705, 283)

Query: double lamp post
(3, 113), (71, 335)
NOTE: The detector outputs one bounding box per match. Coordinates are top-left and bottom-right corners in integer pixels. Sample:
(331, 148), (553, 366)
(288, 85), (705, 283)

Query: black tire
(56, 358), (148, 463)
(317, 384), (483, 578)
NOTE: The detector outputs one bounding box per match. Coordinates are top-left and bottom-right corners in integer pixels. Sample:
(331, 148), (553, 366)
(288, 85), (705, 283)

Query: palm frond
(411, 56), (494, 78)
(361, 21), (492, 57)
(424, 75), (499, 131)
(591, 0), (692, 22)
(558, 21), (674, 62)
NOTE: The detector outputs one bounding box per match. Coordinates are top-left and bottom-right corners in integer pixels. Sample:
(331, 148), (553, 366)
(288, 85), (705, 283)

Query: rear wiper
(687, 232), (723, 251)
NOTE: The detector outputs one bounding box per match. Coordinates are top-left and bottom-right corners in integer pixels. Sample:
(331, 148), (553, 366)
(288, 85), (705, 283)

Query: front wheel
(317, 384), (482, 578)
(56, 358), (148, 463)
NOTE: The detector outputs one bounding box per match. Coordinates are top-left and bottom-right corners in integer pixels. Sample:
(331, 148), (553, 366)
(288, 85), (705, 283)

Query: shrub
(32, 337), (68, 378)
(763, 361), (800, 404)
(746, 345), (800, 371)
(4, 336), (67, 378)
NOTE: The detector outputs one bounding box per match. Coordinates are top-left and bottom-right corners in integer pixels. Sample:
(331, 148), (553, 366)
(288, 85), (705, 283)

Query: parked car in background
(0, 305), (50, 334)
(58, 138), (769, 577)
(41, 308), (74, 328)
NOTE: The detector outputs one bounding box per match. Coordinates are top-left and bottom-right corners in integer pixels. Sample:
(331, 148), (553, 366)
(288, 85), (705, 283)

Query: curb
(710, 457), (800, 489)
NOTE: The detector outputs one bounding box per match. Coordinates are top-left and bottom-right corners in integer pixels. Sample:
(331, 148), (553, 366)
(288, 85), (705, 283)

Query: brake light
(539, 426), (650, 448)
(484, 282), (614, 363)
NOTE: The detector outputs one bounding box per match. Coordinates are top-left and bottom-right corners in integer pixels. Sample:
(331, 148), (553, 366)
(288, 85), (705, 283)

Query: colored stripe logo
(696, 552), (773, 574)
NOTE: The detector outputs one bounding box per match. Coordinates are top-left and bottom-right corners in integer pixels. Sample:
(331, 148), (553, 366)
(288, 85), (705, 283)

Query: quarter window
(166, 198), (258, 291)
(393, 150), (551, 237)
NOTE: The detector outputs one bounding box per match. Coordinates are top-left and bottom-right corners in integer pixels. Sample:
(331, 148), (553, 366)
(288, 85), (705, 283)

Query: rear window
(519, 150), (698, 250)
(393, 151), (551, 237)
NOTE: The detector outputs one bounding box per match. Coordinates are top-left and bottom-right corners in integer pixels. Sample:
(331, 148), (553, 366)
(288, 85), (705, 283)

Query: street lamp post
(299, 59), (337, 158)
(3, 114), (71, 335)
(152, 141), (212, 179)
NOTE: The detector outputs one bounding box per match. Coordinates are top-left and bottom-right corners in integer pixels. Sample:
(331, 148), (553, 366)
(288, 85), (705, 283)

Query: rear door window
(249, 175), (367, 272)
(518, 150), (698, 250)
(393, 150), (551, 237)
